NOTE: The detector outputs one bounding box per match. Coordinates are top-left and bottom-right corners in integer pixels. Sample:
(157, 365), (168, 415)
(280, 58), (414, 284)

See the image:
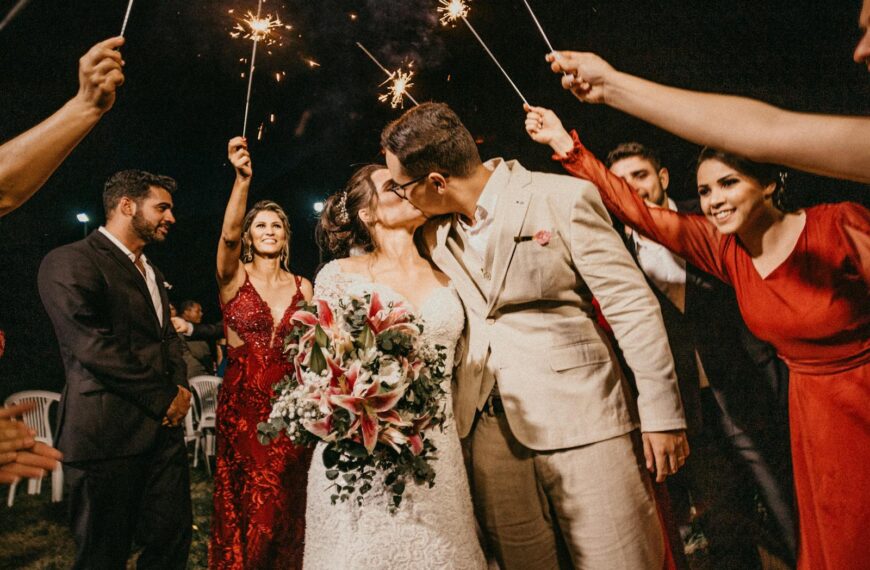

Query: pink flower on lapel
(534, 230), (551, 246)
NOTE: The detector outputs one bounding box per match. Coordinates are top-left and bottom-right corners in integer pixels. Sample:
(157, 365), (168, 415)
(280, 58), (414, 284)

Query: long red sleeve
(557, 130), (731, 284)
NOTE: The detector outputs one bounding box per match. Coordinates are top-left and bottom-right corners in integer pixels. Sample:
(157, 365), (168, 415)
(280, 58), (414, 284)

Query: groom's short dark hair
(103, 169), (177, 218)
(380, 102), (481, 178)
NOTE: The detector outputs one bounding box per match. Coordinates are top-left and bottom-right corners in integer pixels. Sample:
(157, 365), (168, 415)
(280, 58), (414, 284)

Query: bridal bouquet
(258, 292), (449, 511)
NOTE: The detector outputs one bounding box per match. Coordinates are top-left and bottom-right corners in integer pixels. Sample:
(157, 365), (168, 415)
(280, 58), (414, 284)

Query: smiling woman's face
(249, 210), (287, 256)
(696, 158), (774, 235)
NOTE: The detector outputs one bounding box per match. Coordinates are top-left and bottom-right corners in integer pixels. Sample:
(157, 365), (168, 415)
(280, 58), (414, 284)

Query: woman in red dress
(525, 107), (869, 570)
(209, 136), (313, 569)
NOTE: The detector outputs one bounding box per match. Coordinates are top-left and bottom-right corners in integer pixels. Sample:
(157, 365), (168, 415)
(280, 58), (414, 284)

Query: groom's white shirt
(458, 158), (505, 259)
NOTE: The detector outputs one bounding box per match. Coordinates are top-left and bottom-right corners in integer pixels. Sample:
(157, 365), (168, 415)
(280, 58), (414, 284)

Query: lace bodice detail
(314, 260), (464, 383)
(304, 260), (485, 570)
(222, 274), (303, 355)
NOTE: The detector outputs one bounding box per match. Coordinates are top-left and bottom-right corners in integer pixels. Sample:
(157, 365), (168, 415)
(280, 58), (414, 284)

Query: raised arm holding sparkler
(547, 50), (870, 184)
(0, 37), (125, 217)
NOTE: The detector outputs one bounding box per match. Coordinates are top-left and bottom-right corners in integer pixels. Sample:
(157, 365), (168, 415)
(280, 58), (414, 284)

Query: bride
(303, 164), (487, 569)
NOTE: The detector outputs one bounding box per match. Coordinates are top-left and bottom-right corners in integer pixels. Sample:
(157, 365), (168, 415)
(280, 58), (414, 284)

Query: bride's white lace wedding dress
(303, 260), (486, 569)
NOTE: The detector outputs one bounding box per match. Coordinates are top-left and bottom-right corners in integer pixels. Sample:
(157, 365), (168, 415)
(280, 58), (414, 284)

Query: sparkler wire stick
(241, 0), (264, 138)
(119, 0), (135, 38)
(460, 16), (528, 105)
(0, 0), (33, 33)
(520, 0), (555, 53)
(355, 42), (419, 106)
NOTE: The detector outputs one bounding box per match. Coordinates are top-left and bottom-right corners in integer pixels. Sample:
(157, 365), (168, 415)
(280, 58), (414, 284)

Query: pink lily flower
(331, 380), (407, 453)
(366, 292), (417, 336)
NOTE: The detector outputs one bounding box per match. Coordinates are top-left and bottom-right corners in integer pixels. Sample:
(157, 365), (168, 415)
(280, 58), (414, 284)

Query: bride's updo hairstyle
(317, 164), (383, 259)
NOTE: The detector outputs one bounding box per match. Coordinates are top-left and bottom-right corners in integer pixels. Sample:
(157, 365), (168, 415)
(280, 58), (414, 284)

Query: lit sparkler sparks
(379, 69), (416, 109)
(438, 0), (528, 104)
(438, 0), (469, 26)
(356, 42), (419, 108)
(233, 0), (289, 138)
(231, 10), (286, 46)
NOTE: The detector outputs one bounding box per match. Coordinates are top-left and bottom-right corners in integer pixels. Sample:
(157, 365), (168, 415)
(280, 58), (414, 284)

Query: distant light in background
(76, 213), (90, 237)
(313, 202), (324, 213)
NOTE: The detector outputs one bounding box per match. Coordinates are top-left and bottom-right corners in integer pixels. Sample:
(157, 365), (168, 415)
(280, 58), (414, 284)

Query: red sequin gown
(558, 131), (870, 570)
(210, 274), (313, 569)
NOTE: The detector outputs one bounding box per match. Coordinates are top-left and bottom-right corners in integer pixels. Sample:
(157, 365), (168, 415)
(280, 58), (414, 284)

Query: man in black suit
(606, 143), (796, 568)
(38, 170), (192, 569)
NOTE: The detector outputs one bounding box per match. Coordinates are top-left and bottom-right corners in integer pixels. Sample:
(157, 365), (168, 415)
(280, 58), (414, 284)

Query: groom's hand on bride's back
(642, 430), (689, 483)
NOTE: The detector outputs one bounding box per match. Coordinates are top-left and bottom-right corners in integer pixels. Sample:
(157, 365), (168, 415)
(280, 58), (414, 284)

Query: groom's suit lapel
(484, 162), (532, 313)
(88, 231), (163, 334)
(434, 218), (487, 306)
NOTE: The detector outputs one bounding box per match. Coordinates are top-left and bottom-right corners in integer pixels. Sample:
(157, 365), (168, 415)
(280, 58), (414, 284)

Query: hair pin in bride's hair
(337, 190), (350, 225)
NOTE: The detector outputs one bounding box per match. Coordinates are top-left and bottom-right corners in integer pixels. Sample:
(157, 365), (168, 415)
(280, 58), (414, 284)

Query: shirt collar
(462, 158), (509, 227)
(99, 226), (148, 265)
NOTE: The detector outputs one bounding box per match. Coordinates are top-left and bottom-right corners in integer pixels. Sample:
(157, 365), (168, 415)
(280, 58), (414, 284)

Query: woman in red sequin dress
(209, 136), (313, 569)
(525, 107), (869, 570)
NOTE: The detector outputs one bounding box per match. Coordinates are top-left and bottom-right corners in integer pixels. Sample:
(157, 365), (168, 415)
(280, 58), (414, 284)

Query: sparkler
(119, 0), (135, 38)
(520, 0), (555, 53)
(234, 0), (281, 138)
(0, 0), (33, 33)
(379, 69), (416, 109)
(438, 0), (528, 105)
(356, 42), (419, 108)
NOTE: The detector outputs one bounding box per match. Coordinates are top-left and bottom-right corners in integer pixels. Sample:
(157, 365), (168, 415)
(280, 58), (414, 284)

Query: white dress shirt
(99, 226), (164, 326)
(457, 158), (509, 261)
(627, 198), (687, 313)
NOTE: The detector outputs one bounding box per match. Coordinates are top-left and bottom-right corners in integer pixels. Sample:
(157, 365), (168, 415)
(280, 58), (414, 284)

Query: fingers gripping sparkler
(438, 0), (528, 105)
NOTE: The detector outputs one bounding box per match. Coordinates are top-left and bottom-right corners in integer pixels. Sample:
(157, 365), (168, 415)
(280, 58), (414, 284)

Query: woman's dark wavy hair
(316, 164), (382, 259)
(696, 148), (791, 211)
(241, 200), (292, 272)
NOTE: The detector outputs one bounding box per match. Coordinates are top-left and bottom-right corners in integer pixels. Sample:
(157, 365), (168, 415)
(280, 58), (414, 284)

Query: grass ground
(0, 460), (787, 570)
(0, 463), (214, 569)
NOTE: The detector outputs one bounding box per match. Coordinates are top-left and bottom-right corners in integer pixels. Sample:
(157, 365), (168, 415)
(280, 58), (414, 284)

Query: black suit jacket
(625, 200), (789, 438)
(38, 230), (187, 462)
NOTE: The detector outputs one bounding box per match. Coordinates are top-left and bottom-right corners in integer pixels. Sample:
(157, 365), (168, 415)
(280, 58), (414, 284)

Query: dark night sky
(0, 0), (867, 398)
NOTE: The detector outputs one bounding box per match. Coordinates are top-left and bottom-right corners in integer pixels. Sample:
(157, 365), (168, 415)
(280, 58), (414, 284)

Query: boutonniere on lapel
(514, 230), (552, 246)
(163, 281), (173, 290)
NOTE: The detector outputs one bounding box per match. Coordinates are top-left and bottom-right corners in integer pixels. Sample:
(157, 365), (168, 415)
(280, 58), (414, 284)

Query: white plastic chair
(188, 376), (221, 474)
(4, 390), (63, 506)
(183, 407), (199, 467)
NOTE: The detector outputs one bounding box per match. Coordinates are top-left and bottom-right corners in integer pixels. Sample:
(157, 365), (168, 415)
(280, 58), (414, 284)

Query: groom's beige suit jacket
(422, 159), (685, 451)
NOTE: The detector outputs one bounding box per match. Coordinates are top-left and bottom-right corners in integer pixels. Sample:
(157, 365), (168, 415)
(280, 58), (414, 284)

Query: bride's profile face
(368, 168), (427, 228)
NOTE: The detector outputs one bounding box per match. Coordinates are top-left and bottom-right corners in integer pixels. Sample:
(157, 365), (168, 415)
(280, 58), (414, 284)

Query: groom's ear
(429, 173), (448, 195)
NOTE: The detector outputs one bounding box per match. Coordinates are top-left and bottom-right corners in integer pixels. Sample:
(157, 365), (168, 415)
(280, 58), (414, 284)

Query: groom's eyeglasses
(388, 174), (428, 200)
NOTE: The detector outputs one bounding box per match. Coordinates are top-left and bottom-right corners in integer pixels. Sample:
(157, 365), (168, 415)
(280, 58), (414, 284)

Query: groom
(382, 103), (688, 569)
